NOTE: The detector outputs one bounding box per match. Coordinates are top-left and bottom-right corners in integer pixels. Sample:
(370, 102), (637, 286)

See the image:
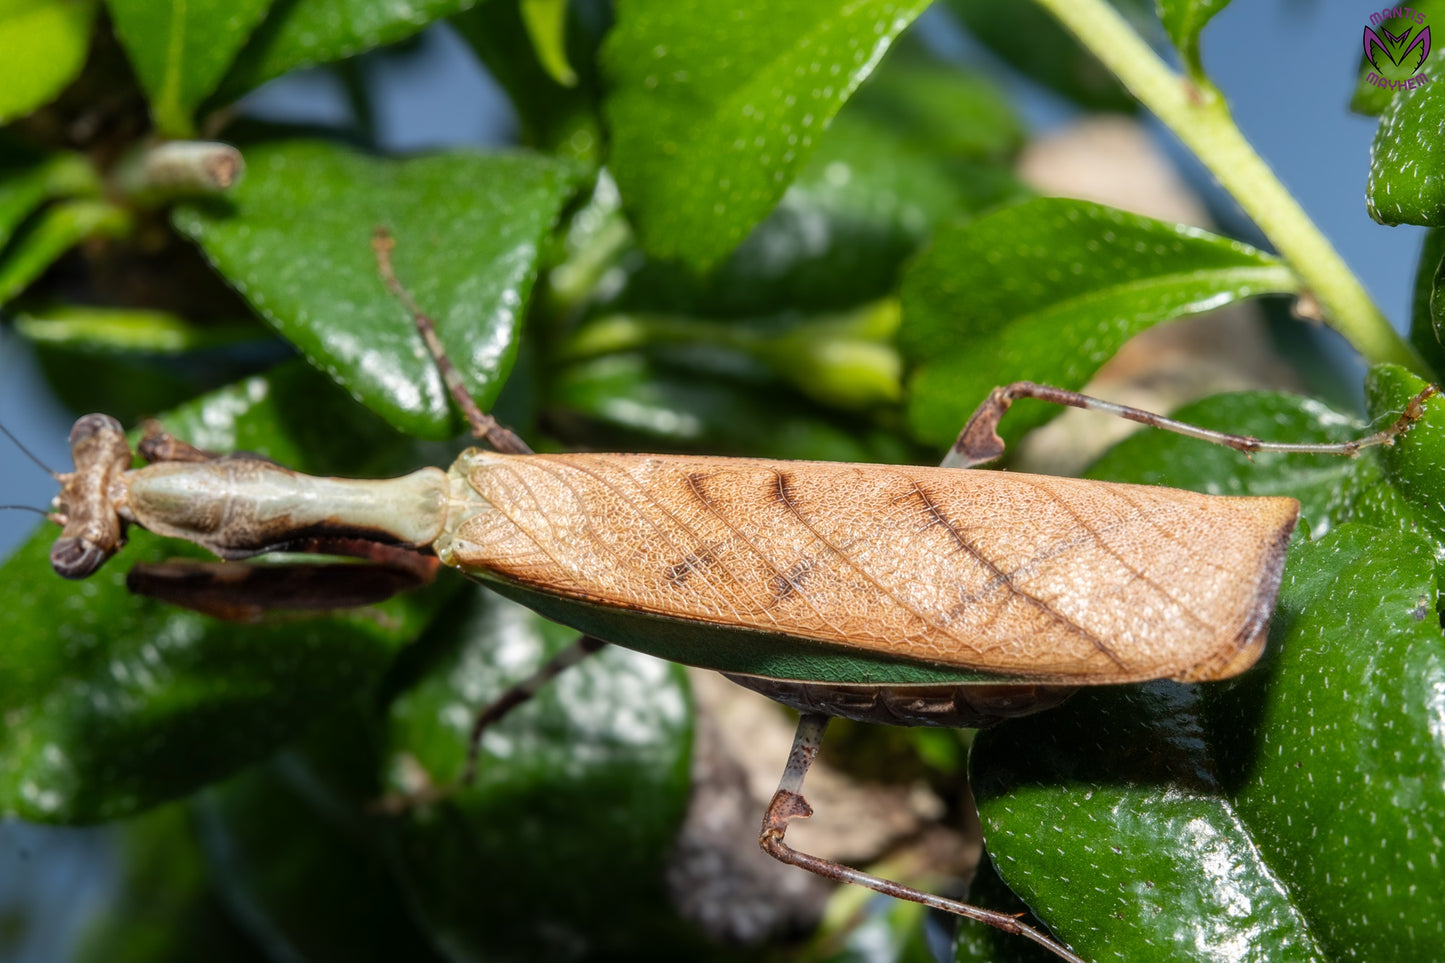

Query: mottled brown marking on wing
(906, 481), (1126, 670)
(448, 452), (1300, 684)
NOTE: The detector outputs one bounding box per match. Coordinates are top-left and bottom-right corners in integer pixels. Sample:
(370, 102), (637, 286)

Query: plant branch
(1029, 0), (1430, 377)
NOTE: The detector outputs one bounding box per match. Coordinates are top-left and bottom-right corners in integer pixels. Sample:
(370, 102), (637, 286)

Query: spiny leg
(949, 379), (1439, 468)
(371, 227), (532, 455)
(457, 635), (607, 784)
(374, 634), (608, 813)
(759, 713), (1086, 963)
(368, 226), (614, 812)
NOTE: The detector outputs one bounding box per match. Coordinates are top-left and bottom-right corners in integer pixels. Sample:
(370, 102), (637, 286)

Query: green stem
(1030, 0), (1430, 377)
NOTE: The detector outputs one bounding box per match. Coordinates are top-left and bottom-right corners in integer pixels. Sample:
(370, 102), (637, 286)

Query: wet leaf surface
(971, 387), (1445, 959)
(107, 0), (274, 135)
(603, 0), (931, 270)
(899, 198), (1297, 446)
(382, 586), (700, 960)
(174, 141), (580, 438)
(216, 0), (477, 101)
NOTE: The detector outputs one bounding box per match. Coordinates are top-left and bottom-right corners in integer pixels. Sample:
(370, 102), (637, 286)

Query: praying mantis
(17, 230), (1437, 963)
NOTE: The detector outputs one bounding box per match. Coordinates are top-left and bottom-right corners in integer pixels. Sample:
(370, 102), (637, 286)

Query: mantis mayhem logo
(1363, 7), (1432, 92)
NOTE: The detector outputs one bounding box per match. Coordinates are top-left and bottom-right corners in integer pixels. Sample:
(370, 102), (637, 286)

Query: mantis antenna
(0, 421), (61, 479)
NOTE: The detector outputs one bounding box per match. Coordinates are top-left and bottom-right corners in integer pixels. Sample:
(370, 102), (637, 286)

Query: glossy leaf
(383, 586), (700, 959)
(974, 683), (1329, 962)
(1157, 0), (1230, 78)
(899, 198), (1298, 446)
(0, 151), (99, 250)
(974, 522), (1445, 960)
(1409, 226), (1445, 374)
(0, 364), (451, 823)
(1225, 524), (1445, 959)
(951, 856), (1056, 962)
(216, 0), (478, 101)
(1364, 363), (1445, 545)
(548, 352), (920, 463)
(1367, 72), (1445, 226)
(106, 0), (274, 137)
(173, 141), (580, 438)
(14, 305), (279, 422)
(606, 54), (1027, 317)
(0, 0), (97, 123)
(0, 199), (132, 304)
(943, 0), (1147, 112)
(602, 0), (931, 269)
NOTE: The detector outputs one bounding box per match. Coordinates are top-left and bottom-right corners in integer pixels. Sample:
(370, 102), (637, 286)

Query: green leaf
(845, 52), (1023, 162)
(0, 151), (99, 250)
(1409, 226), (1445, 374)
(0, 0), (97, 123)
(1364, 363), (1445, 546)
(0, 198), (132, 304)
(451, 0), (602, 158)
(1157, 0), (1229, 78)
(0, 364), (451, 823)
(602, 0), (931, 270)
(1366, 73), (1445, 226)
(173, 142), (580, 438)
(973, 523), (1445, 960)
(899, 198), (1299, 446)
(14, 305), (274, 422)
(974, 683), (1328, 962)
(106, 0), (275, 136)
(1227, 525), (1445, 959)
(15, 304), (261, 354)
(943, 0), (1152, 112)
(565, 300), (904, 410)
(606, 55), (1028, 318)
(951, 856), (1057, 962)
(520, 0), (576, 87)
(383, 586), (700, 958)
(217, 0), (479, 101)
(549, 352), (920, 463)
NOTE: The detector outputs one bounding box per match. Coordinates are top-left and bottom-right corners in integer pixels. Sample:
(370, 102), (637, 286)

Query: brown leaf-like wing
(439, 453), (1298, 684)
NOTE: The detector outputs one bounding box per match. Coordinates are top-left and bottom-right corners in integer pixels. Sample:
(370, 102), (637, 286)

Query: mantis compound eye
(50, 534), (113, 580)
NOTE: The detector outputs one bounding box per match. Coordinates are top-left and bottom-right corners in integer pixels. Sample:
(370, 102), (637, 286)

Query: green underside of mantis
(473, 572), (1022, 687)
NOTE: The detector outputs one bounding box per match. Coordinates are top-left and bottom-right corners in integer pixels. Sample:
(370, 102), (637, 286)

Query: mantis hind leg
(373, 633), (607, 813)
(759, 713), (1086, 963)
(948, 379), (1438, 468)
(371, 227), (532, 455)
